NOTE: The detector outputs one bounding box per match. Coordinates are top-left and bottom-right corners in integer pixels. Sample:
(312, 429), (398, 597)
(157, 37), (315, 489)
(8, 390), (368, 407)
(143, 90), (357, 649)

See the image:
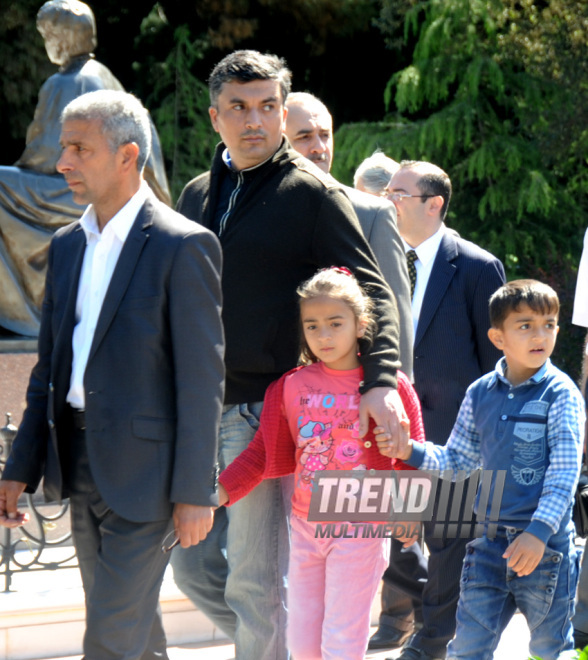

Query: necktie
(406, 250), (418, 299)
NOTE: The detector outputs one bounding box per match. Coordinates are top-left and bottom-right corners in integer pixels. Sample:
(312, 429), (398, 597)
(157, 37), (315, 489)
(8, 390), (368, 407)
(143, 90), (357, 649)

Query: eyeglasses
(161, 530), (180, 553)
(387, 192), (438, 202)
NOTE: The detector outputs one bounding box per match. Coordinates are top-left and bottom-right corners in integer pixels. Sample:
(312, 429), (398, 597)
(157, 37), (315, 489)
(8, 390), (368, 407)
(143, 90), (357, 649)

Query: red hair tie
(321, 266), (353, 277)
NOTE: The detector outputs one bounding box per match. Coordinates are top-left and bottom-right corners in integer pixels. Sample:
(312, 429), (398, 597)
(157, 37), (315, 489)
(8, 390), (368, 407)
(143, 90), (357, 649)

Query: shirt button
(364, 440), (372, 448)
(501, 415), (507, 421)
(508, 393), (514, 399)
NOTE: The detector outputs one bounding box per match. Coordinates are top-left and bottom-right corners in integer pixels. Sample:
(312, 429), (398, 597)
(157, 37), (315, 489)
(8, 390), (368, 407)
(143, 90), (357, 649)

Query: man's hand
(359, 387), (408, 459)
(0, 480), (29, 527)
(374, 422), (413, 461)
(394, 523), (423, 548)
(503, 532), (545, 576)
(172, 503), (214, 548)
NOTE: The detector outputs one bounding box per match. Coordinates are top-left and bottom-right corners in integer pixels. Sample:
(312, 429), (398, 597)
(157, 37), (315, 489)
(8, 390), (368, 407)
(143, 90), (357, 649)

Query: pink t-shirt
(283, 361), (369, 519)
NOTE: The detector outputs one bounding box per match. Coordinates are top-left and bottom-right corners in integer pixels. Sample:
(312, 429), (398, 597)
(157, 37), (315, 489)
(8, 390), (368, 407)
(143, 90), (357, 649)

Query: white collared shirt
(573, 227), (588, 354)
(66, 182), (150, 409)
(403, 225), (446, 341)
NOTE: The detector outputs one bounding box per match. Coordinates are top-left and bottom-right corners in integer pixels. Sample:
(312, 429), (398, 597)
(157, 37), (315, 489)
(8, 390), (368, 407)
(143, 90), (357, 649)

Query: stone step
(0, 561), (228, 660)
(0, 546), (535, 660)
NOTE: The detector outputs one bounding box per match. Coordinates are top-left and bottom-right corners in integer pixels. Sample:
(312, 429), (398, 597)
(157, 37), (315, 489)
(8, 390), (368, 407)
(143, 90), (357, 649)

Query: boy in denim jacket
(378, 280), (584, 659)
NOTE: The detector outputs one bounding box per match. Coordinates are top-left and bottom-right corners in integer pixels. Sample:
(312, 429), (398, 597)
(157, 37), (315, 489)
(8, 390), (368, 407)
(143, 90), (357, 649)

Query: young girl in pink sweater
(218, 267), (424, 659)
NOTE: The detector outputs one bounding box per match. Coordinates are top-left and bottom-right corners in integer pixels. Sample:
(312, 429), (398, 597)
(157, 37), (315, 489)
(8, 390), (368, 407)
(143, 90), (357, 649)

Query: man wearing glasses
(378, 160), (505, 660)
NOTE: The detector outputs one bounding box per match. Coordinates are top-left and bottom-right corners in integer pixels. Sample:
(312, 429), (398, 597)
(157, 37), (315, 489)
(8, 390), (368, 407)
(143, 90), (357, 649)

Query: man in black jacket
(171, 49), (407, 659)
(284, 91), (413, 379)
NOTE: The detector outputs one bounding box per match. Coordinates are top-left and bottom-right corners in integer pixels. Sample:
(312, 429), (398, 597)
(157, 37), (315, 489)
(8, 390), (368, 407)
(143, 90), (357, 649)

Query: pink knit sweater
(220, 367), (425, 505)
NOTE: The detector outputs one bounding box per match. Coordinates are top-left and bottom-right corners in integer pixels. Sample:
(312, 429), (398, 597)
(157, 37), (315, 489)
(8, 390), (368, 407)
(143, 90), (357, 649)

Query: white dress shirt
(402, 225), (446, 341)
(573, 227), (588, 354)
(66, 183), (150, 409)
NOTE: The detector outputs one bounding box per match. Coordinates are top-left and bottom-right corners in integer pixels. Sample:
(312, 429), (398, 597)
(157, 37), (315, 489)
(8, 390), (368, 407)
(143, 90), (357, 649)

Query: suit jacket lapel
(53, 225), (86, 362)
(87, 200), (152, 363)
(414, 232), (458, 347)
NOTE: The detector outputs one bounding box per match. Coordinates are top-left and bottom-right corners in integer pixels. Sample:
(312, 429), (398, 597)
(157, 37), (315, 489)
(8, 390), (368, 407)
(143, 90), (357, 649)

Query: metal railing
(0, 413), (77, 592)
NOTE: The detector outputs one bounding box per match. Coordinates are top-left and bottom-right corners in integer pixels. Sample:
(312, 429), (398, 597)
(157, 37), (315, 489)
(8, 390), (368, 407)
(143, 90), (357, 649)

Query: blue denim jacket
(409, 358), (584, 543)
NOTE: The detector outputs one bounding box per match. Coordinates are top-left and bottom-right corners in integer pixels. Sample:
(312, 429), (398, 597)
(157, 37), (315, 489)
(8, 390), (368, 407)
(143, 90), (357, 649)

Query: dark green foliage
(0, 0), (52, 162)
(333, 0), (588, 381)
(136, 9), (217, 201)
(2, 0), (587, 379)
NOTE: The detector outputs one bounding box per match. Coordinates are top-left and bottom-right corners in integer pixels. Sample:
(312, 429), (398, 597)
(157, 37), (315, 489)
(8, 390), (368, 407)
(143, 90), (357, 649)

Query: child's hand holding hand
(374, 420), (412, 461)
(502, 532), (545, 576)
(218, 484), (229, 507)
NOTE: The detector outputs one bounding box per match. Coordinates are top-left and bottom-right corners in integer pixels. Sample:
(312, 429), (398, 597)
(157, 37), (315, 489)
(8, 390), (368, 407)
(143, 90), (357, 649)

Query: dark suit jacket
(3, 195), (225, 523)
(413, 231), (505, 444)
(342, 186), (413, 379)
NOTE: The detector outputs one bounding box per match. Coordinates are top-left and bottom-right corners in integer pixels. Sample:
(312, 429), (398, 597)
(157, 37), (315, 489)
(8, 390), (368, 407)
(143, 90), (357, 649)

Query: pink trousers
(287, 515), (389, 659)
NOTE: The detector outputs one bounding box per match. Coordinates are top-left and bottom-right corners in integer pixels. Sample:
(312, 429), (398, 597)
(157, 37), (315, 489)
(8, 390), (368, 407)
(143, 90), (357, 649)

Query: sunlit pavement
(45, 612), (531, 660)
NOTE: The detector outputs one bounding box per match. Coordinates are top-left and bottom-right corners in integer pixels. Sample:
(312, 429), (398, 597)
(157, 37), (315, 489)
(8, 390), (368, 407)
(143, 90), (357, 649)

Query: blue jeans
(171, 402), (290, 660)
(573, 534), (588, 634)
(447, 526), (580, 660)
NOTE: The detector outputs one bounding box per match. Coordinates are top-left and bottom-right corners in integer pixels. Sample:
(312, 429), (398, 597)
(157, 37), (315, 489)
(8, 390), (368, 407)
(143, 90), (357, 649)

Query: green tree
(334, 0), (588, 377)
(136, 7), (216, 201)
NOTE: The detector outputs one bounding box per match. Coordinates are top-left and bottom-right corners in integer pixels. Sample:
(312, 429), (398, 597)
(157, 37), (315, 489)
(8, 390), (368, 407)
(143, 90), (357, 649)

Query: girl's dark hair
(296, 267), (376, 365)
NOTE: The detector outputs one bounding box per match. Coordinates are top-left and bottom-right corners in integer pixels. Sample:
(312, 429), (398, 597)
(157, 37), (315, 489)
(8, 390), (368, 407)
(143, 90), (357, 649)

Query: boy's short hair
(489, 279), (559, 328)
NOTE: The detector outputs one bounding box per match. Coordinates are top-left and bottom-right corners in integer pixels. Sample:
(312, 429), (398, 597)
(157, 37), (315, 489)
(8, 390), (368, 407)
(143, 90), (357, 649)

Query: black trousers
(379, 538), (427, 632)
(66, 409), (173, 660)
(378, 478), (474, 658)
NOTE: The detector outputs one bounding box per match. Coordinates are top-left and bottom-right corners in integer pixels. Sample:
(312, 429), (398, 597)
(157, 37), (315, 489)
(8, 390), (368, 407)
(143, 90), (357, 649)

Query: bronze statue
(0, 0), (170, 336)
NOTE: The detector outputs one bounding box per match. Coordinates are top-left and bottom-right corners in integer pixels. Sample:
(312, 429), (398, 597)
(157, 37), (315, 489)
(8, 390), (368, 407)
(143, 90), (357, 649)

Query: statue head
(37, 0), (97, 67)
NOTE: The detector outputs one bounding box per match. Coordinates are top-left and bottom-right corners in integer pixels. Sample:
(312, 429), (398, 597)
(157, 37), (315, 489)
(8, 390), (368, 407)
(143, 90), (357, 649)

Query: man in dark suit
(377, 161), (505, 660)
(284, 92), (413, 378)
(0, 90), (224, 660)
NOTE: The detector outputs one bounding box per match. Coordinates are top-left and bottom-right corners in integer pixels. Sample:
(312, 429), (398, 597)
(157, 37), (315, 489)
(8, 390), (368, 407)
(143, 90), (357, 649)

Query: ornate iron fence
(0, 413), (77, 592)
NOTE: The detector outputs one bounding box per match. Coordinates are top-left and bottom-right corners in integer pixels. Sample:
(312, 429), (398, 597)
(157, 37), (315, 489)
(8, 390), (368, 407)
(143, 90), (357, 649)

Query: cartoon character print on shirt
(510, 399), (548, 486)
(298, 421), (334, 485)
(292, 377), (367, 493)
(296, 419), (367, 490)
